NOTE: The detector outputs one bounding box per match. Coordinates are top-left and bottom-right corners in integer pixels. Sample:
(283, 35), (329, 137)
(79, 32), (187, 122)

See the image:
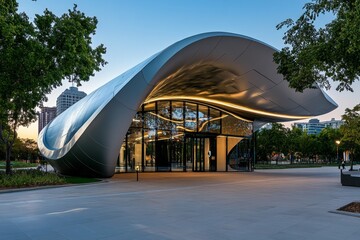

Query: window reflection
(185, 102), (197, 131)
(198, 105), (208, 132)
(209, 108), (221, 133)
(222, 114), (252, 136)
(121, 100), (253, 173)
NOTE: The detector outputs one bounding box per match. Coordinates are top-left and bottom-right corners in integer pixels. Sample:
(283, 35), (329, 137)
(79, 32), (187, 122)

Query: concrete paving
(0, 167), (359, 240)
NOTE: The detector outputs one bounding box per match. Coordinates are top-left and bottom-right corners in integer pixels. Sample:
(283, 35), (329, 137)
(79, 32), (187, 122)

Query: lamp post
(336, 140), (340, 168)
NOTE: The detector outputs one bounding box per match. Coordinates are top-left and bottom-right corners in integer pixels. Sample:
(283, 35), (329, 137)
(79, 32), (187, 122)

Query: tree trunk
(5, 143), (12, 174)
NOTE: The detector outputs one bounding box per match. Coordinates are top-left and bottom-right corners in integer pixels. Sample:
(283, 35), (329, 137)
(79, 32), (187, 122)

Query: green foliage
(256, 123), (344, 163)
(274, 0), (360, 92)
(0, 137), (38, 161)
(317, 127), (341, 162)
(340, 104), (360, 169)
(0, 169), (67, 188)
(256, 123), (288, 162)
(0, 0), (106, 174)
(298, 132), (321, 159)
(0, 160), (37, 169)
(0, 169), (100, 189)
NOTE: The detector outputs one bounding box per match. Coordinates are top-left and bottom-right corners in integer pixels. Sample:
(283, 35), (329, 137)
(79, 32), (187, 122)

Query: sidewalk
(1, 167), (359, 240)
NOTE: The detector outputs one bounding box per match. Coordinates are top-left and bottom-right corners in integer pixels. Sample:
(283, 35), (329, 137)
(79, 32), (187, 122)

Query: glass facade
(228, 138), (253, 171)
(117, 100), (253, 173)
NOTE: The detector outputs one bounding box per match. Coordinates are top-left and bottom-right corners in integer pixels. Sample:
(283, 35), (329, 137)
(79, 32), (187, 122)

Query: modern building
(295, 118), (343, 135)
(38, 106), (57, 134)
(323, 118), (344, 129)
(38, 32), (337, 177)
(56, 86), (87, 116)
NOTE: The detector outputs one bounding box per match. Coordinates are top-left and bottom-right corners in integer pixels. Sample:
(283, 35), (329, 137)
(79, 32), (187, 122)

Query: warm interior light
(144, 96), (311, 120)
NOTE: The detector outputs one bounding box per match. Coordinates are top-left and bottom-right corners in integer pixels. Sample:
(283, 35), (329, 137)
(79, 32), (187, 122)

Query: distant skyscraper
(38, 107), (57, 133)
(56, 87), (87, 116)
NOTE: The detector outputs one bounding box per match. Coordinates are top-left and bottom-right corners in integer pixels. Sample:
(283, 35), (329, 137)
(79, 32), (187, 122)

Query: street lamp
(336, 140), (341, 168)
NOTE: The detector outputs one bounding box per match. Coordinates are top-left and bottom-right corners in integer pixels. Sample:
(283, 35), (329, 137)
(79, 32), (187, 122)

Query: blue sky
(17, 0), (360, 139)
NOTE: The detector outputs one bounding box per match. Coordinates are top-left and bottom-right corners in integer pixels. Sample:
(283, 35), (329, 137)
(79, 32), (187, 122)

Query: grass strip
(254, 164), (324, 169)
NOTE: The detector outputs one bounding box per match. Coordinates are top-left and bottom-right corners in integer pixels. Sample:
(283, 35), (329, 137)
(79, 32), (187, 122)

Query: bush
(0, 169), (66, 189)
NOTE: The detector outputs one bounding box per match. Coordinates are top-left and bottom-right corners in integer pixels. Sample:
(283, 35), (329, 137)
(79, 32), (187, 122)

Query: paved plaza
(0, 167), (359, 240)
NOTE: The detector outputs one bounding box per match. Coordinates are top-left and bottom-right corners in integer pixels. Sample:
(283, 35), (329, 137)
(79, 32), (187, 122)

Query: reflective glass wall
(117, 100), (253, 172)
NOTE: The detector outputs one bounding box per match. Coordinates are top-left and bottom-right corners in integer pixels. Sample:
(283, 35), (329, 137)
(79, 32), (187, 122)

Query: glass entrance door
(185, 136), (216, 172)
(193, 138), (205, 171)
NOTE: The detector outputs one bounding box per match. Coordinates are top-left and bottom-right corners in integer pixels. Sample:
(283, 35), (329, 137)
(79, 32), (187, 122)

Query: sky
(16, 0), (360, 140)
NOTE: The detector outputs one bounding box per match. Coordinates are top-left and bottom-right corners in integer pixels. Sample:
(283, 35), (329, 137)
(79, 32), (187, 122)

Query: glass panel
(157, 101), (173, 130)
(156, 130), (172, 171)
(126, 128), (143, 171)
(185, 137), (194, 171)
(222, 114), (252, 136)
(208, 108), (221, 133)
(169, 135), (184, 171)
(143, 102), (155, 112)
(117, 141), (127, 172)
(130, 112), (142, 128)
(171, 101), (184, 134)
(228, 138), (252, 171)
(185, 103), (197, 132)
(143, 111), (157, 129)
(198, 105), (209, 132)
(144, 129), (156, 172)
(157, 130), (171, 141)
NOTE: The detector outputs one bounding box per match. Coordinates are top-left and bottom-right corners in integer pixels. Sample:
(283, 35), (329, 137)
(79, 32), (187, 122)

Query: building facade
(38, 32), (337, 177)
(295, 118), (343, 135)
(38, 107), (57, 134)
(56, 87), (87, 116)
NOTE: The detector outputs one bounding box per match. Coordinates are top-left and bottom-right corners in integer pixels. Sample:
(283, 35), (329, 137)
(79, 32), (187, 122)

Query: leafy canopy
(0, 0), (106, 173)
(0, 0), (106, 131)
(340, 104), (360, 167)
(274, 0), (360, 92)
(340, 104), (360, 151)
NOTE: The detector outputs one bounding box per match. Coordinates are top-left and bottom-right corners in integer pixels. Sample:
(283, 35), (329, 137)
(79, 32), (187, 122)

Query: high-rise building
(295, 118), (344, 135)
(56, 87), (87, 116)
(38, 106), (57, 133)
(322, 118), (344, 129)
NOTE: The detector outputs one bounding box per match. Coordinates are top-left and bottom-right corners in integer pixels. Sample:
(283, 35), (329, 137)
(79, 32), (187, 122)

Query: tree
(0, 0), (107, 174)
(298, 132), (316, 162)
(12, 138), (38, 162)
(340, 104), (360, 170)
(317, 127), (342, 163)
(256, 123), (288, 164)
(286, 126), (302, 164)
(274, 0), (360, 92)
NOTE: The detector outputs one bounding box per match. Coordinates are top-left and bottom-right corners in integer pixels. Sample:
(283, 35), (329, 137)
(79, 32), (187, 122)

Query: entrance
(185, 135), (216, 172)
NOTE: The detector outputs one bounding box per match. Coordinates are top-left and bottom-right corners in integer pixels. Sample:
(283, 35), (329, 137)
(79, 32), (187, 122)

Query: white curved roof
(38, 32), (337, 177)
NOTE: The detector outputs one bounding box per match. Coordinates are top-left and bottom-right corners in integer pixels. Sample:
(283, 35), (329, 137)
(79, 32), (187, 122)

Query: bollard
(135, 166), (140, 181)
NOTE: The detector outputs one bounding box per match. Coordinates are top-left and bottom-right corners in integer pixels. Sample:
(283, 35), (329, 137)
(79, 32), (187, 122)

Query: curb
(329, 210), (360, 218)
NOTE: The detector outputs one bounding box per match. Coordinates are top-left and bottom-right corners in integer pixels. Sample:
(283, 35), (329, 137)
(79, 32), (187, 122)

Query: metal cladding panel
(38, 32), (338, 177)
(208, 36), (252, 64)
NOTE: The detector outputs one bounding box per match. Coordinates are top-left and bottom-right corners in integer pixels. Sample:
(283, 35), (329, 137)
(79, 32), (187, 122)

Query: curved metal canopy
(38, 32), (337, 177)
